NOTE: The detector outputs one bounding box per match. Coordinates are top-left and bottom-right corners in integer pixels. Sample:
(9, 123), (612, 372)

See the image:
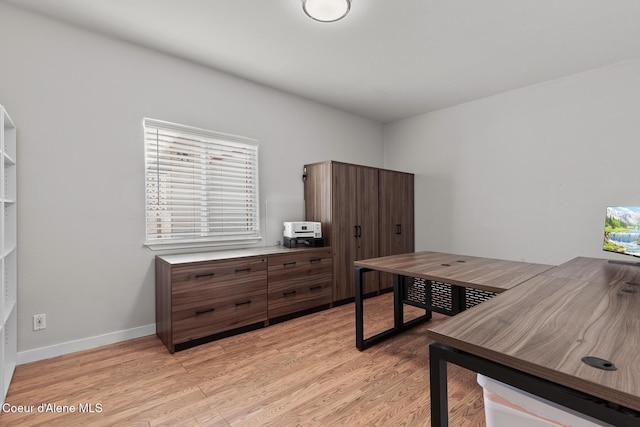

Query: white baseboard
(17, 324), (157, 365)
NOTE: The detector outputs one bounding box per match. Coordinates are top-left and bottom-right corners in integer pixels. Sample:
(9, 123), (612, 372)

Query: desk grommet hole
(581, 356), (617, 371)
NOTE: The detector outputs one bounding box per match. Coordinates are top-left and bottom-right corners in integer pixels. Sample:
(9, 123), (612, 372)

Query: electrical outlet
(33, 313), (46, 331)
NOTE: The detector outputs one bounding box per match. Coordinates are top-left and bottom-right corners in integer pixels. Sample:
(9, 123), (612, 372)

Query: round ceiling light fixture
(302, 0), (351, 23)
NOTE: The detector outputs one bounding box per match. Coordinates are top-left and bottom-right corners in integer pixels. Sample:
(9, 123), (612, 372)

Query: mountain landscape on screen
(603, 206), (640, 257)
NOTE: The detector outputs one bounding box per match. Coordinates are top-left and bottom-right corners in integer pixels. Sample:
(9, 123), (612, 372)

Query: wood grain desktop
(354, 251), (554, 293)
(353, 251), (554, 351)
(428, 256), (640, 420)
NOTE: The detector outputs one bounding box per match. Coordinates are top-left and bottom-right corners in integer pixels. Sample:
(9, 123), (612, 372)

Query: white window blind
(144, 118), (260, 247)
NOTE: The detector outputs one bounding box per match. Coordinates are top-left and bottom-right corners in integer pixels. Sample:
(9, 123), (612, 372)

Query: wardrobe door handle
(195, 307), (215, 316)
(354, 225), (359, 238)
(235, 300), (252, 306)
(396, 224), (402, 235)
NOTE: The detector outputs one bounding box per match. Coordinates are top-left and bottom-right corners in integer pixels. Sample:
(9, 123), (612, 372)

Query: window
(144, 118), (260, 248)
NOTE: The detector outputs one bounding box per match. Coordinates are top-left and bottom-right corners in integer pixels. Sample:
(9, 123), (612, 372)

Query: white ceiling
(6, 0), (640, 123)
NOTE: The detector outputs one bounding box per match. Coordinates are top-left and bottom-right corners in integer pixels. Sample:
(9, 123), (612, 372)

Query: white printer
(283, 221), (324, 248)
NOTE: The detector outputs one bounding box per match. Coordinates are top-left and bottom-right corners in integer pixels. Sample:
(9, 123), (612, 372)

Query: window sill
(145, 237), (262, 252)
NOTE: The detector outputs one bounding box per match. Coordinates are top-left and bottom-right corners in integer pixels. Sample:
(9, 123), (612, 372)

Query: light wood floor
(1, 293), (485, 426)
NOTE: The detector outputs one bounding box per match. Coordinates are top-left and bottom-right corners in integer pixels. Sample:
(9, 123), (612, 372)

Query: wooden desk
(427, 257), (640, 426)
(353, 251), (553, 350)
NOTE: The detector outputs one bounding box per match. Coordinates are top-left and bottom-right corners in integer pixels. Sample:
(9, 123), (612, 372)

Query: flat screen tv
(603, 206), (640, 259)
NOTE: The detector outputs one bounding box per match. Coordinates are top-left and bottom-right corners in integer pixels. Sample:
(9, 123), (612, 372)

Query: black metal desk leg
(429, 342), (449, 427)
(451, 285), (466, 314)
(355, 266), (369, 351)
(355, 269), (430, 351)
(393, 274), (405, 328)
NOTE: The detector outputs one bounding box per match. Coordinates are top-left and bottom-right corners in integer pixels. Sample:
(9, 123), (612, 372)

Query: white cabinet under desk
(155, 246), (332, 353)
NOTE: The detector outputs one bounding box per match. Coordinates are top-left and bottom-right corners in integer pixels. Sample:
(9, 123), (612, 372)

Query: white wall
(5, 2), (638, 362)
(384, 58), (640, 265)
(0, 3), (383, 361)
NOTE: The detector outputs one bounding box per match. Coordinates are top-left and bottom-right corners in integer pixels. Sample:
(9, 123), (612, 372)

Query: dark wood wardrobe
(303, 161), (414, 303)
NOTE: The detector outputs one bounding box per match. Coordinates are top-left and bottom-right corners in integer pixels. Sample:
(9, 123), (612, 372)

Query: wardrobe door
(379, 170), (414, 290)
(303, 162), (332, 245)
(401, 172), (415, 254)
(331, 162), (359, 301)
(355, 165), (379, 294)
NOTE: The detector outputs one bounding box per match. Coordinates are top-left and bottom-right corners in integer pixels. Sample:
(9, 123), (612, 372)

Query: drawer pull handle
(195, 273), (215, 279)
(283, 290), (297, 297)
(235, 268), (252, 273)
(235, 300), (252, 306)
(283, 261), (297, 267)
(310, 258), (322, 263)
(310, 285), (322, 291)
(195, 308), (215, 316)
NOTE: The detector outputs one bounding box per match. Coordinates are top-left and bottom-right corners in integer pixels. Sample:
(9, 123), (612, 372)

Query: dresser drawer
(171, 257), (267, 293)
(172, 283), (267, 344)
(268, 249), (332, 318)
(268, 275), (332, 319)
(172, 272), (267, 309)
(268, 249), (332, 277)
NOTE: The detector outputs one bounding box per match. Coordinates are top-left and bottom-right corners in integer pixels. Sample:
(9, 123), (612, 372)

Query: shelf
(3, 245), (16, 260)
(2, 109), (16, 162)
(3, 153), (15, 166)
(0, 105), (16, 407)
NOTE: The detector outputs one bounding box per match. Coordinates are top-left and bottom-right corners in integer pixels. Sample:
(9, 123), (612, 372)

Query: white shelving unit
(0, 105), (17, 406)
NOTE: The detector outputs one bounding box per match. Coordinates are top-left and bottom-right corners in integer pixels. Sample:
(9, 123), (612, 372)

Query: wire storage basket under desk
(404, 277), (497, 316)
